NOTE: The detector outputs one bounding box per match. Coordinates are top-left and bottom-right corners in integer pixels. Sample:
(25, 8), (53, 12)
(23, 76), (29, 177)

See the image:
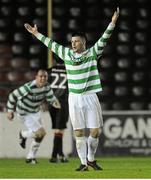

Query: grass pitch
(0, 157), (151, 178)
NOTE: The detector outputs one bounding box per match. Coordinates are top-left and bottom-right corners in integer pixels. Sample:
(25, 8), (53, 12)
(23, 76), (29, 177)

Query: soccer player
(7, 69), (61, 164)
(24, 8), (119, 170)
(47, 63), (69, 163)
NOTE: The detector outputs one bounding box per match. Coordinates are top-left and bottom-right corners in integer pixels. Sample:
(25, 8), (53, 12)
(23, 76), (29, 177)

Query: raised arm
(24, 23), (70, 61)
(92, 7), (120, 56)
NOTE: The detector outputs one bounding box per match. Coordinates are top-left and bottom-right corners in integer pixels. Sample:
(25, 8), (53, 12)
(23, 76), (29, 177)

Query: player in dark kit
(47, 63), (69, 163)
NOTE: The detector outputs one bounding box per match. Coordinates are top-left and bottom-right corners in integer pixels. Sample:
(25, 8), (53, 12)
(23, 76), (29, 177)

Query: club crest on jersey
(29, 92), (45, 101)
(70, 55), (87, 65)
(70, 50), (89, 65)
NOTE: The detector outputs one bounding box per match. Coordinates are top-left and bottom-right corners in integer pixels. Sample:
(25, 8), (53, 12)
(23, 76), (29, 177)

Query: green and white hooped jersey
(36, 22), (115, 94)
(7, 80), (56, 115)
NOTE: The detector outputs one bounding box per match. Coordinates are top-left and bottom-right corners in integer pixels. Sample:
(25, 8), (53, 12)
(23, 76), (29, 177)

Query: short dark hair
(72, 31), (87, 42)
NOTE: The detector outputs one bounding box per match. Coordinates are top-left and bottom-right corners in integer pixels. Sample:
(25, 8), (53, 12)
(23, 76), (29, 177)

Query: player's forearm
(92, 22), (115, 55)
(47, 96), (58, 106)
(6, 88), (23, 112)
(7, 98), (16, 113)
(99, 7), (119, 45)
(7, 106), (15, 113)
(98, 22), (115, 47)
(47, 93), (61, 109)
(46, 89), (57, 104)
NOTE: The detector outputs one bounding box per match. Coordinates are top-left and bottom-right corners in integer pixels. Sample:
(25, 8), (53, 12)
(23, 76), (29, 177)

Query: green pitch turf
(0, 157), (151, 178)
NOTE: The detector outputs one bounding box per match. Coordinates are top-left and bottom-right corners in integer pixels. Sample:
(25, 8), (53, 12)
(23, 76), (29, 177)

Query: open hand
(112, 7), (120, 25)
(24, 23), (38, 35)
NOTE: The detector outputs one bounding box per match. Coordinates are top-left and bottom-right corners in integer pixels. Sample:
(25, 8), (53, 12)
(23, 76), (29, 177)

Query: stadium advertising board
(97, 111), (151, 156)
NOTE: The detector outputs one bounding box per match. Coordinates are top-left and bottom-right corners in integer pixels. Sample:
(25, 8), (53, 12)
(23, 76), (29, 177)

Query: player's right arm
(24, 23), (70, 61)
(7, 89), (19, 121)
(6, 84), (30, 120)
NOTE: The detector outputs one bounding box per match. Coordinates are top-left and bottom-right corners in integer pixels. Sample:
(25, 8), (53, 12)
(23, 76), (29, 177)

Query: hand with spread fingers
(24, 23), (38, 36)
(112, 7), (120, 25)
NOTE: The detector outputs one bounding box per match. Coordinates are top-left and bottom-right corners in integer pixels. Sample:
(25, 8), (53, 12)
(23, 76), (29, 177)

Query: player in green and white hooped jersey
(7, 70), (61, 164)
(24, 8), (119, 170)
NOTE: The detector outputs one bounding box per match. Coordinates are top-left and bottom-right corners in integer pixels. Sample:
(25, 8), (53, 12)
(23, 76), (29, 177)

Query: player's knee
(35, 128), (46, 139)
(90, 128), (101, 138)
(74, 129), (85, 137)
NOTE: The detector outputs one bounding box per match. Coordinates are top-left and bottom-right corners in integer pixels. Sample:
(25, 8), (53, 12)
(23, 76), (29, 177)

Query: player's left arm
(92, 7), (120, 56)
(46, 88), (61, 109)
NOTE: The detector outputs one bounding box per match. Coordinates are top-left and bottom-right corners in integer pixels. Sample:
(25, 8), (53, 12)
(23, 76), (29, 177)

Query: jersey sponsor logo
(28, 92), (45, 101)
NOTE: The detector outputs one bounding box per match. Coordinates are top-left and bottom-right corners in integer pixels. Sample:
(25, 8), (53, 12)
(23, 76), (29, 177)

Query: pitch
(0, 157), (151, 178)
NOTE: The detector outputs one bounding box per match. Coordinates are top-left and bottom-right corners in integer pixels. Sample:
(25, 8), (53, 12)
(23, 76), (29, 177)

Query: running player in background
(24, 8), (119, 171)
(6, 69), (61, 164)
(47, 63), (69, 163)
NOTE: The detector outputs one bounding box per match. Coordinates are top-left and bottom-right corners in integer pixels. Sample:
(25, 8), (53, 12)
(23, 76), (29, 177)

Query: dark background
(0, 0), (150, 111)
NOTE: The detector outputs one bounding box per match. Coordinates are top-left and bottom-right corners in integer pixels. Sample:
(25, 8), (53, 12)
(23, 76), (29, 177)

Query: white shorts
(17, 111), (42, 132)
(68, 93), (103, 130)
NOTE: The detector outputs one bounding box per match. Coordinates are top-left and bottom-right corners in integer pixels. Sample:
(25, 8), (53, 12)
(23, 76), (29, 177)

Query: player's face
(71, 36), (85, 53)
(36, 70), (48, 87)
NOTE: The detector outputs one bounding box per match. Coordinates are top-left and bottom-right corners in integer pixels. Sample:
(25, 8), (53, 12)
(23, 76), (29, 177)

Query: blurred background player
(47, 63), (69, 163)
(7, 69), (61, 164)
